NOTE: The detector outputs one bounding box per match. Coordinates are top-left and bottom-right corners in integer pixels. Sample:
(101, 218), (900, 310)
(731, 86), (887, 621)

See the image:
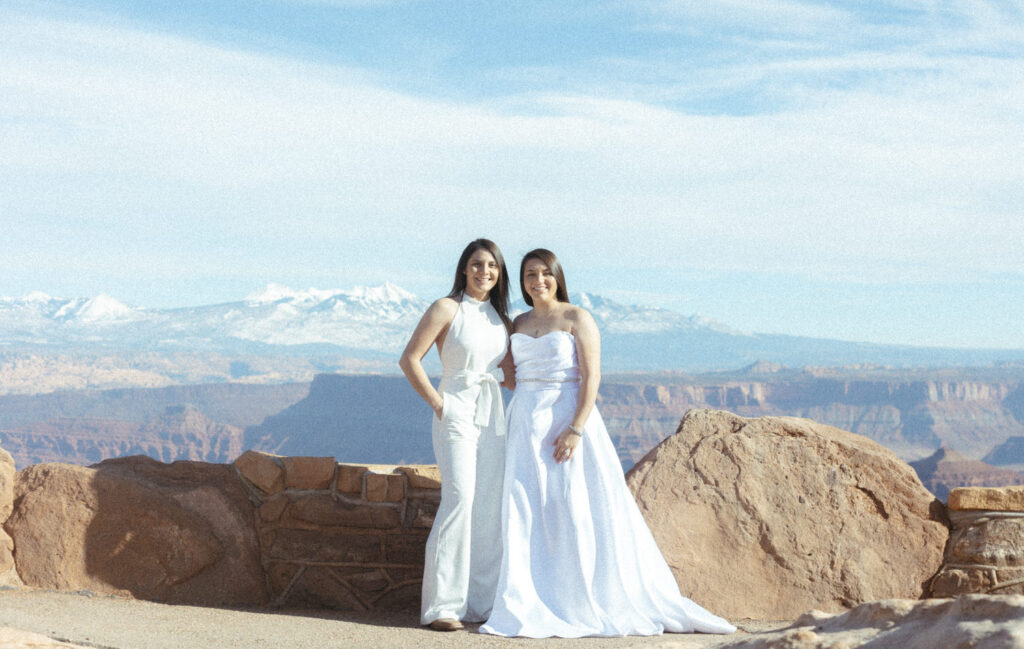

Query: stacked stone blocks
(931, 486), (1024, 597)
(233, 450), (441, 611)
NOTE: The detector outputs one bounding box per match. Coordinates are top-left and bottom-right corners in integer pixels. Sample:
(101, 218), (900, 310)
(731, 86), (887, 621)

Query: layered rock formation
(626, 409), (949, 620)
(4, 371), (1024, 477)
(0, 382), (308, 468)
(0, 406), (244, 466)
(605, 375), (1024, 465)
(724, 595), (1024, 649)
(0, 350), (345, 395)
(910, 447), (1024, 500)
(244, 375), (436, 464)
(984, 435), (1024, 470)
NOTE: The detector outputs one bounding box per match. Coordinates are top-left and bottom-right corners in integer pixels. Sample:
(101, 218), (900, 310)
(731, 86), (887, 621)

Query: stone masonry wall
(232, 450), (440, 610)
(931, 486), (1024, 597)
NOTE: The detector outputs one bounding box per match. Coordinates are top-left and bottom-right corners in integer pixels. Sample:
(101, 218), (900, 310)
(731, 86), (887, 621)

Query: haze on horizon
(1, 0), (1022, 350)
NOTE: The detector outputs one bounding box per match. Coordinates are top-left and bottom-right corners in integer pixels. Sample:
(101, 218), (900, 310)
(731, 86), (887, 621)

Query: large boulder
(626, 409), (949, 619)
(0, 446), (13, 522)
(0, 445), (19, 586)
(5, 456), (266, 605)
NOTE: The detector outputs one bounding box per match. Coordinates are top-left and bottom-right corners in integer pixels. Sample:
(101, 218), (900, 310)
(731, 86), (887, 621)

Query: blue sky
(2, 0), (1023, 349)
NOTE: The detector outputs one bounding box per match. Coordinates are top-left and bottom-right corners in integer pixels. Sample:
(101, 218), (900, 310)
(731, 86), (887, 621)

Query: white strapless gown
(480, 331), (736, 638)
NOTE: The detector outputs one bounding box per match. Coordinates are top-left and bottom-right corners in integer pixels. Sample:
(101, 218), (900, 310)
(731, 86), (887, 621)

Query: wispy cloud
(1, 3), (1022, 345)
(636, 0), (853, 36)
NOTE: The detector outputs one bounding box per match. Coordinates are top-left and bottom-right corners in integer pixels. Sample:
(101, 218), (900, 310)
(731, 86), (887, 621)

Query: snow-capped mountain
(573, 292), (741, 335)
(3, 285), (1023, 371)
(0, 284), (739, 354)
(0, 283), (429, 352)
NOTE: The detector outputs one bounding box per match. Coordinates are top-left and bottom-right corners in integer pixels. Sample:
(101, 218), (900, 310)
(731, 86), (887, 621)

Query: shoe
(429, 618), (464, 631)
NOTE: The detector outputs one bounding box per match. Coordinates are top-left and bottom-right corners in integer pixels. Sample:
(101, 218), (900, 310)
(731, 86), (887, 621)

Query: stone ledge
(396, 465), (442, 490)
(237, 454), (442, 611)
(233, 450), (284, 494)
(282, 457), (336, 490)
(336, 464), (397, 495)
(949, 486), (1024, 512)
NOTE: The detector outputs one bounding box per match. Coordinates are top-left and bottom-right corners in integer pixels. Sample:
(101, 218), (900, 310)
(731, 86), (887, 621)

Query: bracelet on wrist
(567, 424), (583, 437)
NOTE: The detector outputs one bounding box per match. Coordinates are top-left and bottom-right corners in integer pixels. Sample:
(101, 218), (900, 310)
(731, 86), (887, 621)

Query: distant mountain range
(3, 284), (1024, 373)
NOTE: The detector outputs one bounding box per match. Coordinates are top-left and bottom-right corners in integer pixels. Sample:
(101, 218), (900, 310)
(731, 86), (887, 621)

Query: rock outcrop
(604, 376), (1024, 465)
(910, 447), (1024, 500)
(984, 435), (1024, 470)
(243, 375), (436, 463)
(719, 595), (1024, 649)
(626, 409), (949, 620)
(4, 457), (266, 605)
(0, 381), (309, 468)
(0, 406), (245, 467)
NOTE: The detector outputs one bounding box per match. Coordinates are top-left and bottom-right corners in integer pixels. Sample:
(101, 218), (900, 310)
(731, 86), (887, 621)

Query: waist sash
(441, 368), (506, 435)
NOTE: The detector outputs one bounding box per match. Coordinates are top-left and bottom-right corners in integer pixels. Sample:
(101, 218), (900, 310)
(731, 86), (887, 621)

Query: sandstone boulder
(0, 446), (14, 522)
(5, 457), (266, 605)
(0, 528), (17, 587)
(626, 409), (949, 619)
(0, 445), (18, 586)
(718, 595), (1024, 649)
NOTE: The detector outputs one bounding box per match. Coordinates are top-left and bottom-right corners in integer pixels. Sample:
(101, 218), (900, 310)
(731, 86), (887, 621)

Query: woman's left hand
(552, 428), (581, 463)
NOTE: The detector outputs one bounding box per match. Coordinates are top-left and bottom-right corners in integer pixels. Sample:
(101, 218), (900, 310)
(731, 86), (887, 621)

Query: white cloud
(0, 8), (1022, 298)
(637, 0), (852, 35)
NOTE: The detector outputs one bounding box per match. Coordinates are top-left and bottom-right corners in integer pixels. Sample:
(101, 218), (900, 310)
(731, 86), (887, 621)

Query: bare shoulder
(429, 296), (459, 315)
(564, 304), (598, 335)
(563, 304), (595, 325)
(511, 311), (532, 333)
(422, 296), (458, 325)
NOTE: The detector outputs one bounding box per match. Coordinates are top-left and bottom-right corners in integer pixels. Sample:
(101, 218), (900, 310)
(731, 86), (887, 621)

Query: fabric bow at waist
(441, 368), (506, 435)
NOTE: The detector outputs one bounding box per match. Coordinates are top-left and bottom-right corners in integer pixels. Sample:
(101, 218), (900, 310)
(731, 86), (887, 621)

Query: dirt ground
(0, 589), (790, 649)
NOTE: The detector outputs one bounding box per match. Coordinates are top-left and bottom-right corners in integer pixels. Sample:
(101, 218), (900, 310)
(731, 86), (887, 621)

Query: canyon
(2, 366), (1023, 498)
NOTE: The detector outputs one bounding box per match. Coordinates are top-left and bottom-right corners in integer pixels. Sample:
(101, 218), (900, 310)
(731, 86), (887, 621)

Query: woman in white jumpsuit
(399, 239), (512, 631)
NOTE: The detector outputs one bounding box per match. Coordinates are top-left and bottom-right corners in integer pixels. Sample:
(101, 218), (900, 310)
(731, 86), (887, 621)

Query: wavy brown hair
(519, 248), (570, 307)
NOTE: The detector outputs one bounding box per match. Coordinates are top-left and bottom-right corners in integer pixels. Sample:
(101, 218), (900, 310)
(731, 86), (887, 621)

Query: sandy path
(0, 589), (787, 649)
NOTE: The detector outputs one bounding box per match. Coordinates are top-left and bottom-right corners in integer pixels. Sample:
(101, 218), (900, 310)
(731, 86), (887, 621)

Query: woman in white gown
(399, 239), (513, 631)
(480, 249), (736, 638)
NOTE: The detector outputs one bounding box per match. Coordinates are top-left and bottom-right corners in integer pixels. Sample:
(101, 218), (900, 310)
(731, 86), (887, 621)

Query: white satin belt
(443, 368), (506, 435)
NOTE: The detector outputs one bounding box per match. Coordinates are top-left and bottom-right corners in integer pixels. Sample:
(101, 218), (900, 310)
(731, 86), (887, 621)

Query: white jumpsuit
(420, 293), (508, 624)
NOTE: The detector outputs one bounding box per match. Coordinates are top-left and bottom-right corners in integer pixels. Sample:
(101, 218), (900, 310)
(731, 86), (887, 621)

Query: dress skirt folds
(479, 331), (735, 638)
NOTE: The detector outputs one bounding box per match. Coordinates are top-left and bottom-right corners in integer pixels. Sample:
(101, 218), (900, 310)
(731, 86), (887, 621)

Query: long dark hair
(448, 239), (511, 325)
(520, 248), (570, 307)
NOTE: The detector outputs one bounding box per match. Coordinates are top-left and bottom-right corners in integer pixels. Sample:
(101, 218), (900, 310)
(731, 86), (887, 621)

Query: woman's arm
(499, 341), (516, 390)
(553, 307), (600, 463)
(569, 308), (601, 432)
(399, 298), (457, 420)
(500, 314), (528, 391)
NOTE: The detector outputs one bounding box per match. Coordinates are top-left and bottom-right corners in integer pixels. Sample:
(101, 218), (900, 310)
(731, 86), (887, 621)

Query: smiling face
(522, 257), (558, 305)
(463, 249), (500, 299)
